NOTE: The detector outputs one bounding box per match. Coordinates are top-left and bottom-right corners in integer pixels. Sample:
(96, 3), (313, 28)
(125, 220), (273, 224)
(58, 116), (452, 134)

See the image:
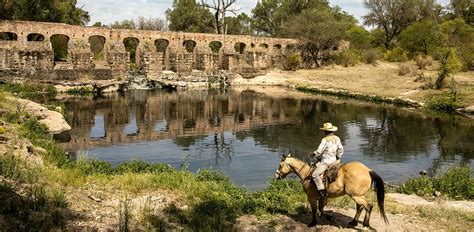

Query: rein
(283, 159), (312, 184)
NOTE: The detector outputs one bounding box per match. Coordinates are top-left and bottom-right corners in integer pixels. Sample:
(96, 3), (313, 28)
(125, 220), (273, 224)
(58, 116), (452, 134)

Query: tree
(136, 17), (168, 31)
(166, 0), (215, 33)
(434, 48), (463, 89)
(1, 0), (90, 25)
(225, 13), (253, 35)
(110, 19), (136, 29)
(251, 0), (329, 37)
(201, 0), (238, 34)
(399, 19), (447, 55)
(283, 7), (353, 67)
(363, 0), (439, 48)
(346, 26), (375, 50)
(441, 18), (474, 69)
(450, 0), (473, 23)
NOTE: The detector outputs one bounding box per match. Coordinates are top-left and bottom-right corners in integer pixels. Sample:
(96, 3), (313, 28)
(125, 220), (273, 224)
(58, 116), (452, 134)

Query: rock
(419, 170), (427, 176)
(434, 191), (442, 197)
(7, 97), (71, 134)
(464, 105), (474, 114)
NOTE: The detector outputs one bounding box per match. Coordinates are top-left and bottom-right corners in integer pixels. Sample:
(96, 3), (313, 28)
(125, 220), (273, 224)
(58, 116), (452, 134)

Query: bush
(283, 54), (302, 71)
(398, 64), (411, 76)
(384, 47), (409, 62)
(334, 49), (361, 67)
(114, 160), (173, 174)
(363, 48), (382, 64)
(75, 158), (113, 176)
(398, 176), (435, 197)
(426, 94), (458, 113)
(398, 165), (473, 200)
(415, 55), (433, 70)
(433, 165), (473, 200)
(196, 169), (230, 182)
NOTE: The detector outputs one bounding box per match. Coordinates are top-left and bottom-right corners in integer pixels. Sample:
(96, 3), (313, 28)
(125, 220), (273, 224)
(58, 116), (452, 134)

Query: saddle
(310, 160), (342, 188)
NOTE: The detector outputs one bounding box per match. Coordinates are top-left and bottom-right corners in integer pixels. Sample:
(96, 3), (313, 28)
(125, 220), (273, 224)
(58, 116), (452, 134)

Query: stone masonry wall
(0, 20), (298, 84)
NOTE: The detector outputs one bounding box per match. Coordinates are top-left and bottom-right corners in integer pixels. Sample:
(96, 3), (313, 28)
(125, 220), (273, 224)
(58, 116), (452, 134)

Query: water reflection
(60, 87), (474, 189)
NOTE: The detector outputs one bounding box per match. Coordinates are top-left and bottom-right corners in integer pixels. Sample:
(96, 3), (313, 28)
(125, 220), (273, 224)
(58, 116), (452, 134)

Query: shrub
(196, 169), (230, 182)
(384, 47), (409, 62)
(398, 165), (473, 200)
(283, 54), (302, 71)
(426, 95), (458, 113)
(75, 158), (113, 176)
(334, 49), (361, 67)
(433, 165), (473, 200)
(114, 160), (174, 174)
(398, 64), (411, 76)
(415, 55), (433, 70)
(398, 176), (435, 197)
(363, 48), (382, 64)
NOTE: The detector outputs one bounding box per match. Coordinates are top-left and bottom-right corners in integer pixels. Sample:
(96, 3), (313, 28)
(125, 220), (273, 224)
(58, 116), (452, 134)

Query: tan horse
(275, 154), (389, 228)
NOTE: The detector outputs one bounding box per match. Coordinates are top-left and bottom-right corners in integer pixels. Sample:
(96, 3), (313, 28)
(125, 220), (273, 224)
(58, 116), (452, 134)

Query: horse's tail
(369, 170), (389, 225)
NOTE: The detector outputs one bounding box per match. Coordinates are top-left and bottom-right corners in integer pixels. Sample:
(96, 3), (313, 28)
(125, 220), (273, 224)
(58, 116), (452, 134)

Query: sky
(77, 0), (451, 26)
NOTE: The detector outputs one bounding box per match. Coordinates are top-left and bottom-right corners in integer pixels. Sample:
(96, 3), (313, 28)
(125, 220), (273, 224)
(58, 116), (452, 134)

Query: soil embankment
(231, 61), (474, 114)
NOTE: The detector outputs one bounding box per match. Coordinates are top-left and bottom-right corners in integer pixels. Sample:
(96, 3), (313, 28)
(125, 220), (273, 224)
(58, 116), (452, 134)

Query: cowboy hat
(320, 122), (338, 132)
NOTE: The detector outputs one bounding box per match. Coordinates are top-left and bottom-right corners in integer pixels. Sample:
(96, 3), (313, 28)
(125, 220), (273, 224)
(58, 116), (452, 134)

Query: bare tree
(136, 16), (168, 31)
(201, 0), (239, 34)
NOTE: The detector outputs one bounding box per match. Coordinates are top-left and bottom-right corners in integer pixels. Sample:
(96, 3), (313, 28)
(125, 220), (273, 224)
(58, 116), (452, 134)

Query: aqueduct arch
(0, 20), (297, 81)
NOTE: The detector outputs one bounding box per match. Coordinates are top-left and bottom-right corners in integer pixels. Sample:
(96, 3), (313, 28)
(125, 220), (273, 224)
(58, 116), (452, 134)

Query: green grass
(0, 83), (57, 99)
(398, 165), (473, 200)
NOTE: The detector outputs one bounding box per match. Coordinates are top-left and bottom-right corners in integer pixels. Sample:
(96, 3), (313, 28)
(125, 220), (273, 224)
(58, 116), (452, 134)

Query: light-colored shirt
(313, 135), (344, 165)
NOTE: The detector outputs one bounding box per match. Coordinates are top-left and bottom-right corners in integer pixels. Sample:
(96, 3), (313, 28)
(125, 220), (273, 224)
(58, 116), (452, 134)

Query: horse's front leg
(307, 196), (318, 227)
(318, 198), (333, 221)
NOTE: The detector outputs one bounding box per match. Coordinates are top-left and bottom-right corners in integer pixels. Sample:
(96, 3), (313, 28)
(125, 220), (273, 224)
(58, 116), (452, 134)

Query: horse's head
(275, 153), (292, 180)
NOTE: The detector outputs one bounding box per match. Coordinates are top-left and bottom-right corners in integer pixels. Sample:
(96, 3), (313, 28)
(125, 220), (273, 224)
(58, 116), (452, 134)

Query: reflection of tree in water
(197, 132), (234, 164)
(358, 109), (438, 162)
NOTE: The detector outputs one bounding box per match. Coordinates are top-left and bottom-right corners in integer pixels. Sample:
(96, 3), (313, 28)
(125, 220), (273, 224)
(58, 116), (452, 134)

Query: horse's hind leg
(349, 203), (363, 227)
(350, 196), (373, 227)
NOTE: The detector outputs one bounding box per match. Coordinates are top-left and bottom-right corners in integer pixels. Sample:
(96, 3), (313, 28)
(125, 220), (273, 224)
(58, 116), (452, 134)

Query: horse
(275, 154), (389, 228)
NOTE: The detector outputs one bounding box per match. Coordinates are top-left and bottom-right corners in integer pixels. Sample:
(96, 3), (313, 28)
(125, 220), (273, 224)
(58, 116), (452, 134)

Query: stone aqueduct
(0, 20), (297, 82)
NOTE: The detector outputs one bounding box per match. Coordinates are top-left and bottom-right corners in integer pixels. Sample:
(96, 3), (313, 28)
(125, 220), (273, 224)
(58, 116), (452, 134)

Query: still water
(59, 87), (474, 190)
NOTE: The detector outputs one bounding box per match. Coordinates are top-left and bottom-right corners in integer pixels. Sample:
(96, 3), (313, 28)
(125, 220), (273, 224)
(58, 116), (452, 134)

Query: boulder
(7, 97), (71, 134)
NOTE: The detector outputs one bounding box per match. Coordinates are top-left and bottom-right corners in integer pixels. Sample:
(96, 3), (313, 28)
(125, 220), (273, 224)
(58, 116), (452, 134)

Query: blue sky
(77, 0), (451, 26)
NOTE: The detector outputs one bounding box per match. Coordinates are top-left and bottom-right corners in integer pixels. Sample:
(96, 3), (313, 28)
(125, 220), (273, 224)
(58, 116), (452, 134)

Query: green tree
(110, 19), (136, 29)
(346, 26), (374, 50)
(399, 19), (447, 55)
(450, 0), (473, 24)
(434, 48), (463, 89)
(166, 0), (215, 33)
(441, 18), (474, 70)
(1, 0), (90, 25)
(363, 0), (440, 48)
(283, 7), (353, 67)
(225, 13), (253, 35)
(251, 0), (329, 36)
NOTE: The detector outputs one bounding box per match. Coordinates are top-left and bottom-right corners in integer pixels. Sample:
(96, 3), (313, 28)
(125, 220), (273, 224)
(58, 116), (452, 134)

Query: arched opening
(123, 37), (139, 64)
(0, 32), (18, 41)
(183, 40), (196, 53)
(209, 41), (222, 53)
(50, 34), (70, 61)
(234, 42), (246, 54)
(154, 39), (169, 53)
(27, 33), (45, 41)
(259, 43), (269, 49)
(286, 44), (296, 50)
(273, 44), (282, 49)
(250, 43), (255, 48)
(89, 35), (106, 60)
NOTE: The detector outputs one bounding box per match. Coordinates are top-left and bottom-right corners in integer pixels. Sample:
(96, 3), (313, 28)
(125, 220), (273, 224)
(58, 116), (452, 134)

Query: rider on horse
(310, 122), (344, 197)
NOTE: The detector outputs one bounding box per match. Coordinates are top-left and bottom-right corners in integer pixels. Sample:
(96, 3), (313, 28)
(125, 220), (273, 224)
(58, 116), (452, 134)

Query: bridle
(276, 158), (311, 183)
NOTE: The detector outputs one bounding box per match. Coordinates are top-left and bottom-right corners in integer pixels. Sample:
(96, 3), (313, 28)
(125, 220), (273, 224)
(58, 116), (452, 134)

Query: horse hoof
(307, 222), (317, 227)
(348, 220), (358, 227)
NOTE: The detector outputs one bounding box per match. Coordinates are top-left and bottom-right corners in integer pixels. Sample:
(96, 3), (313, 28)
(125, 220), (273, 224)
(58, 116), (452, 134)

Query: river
(58, 87), (474, 190)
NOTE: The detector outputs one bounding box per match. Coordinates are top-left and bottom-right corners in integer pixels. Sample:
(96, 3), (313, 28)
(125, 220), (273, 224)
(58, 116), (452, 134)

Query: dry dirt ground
(59, 186), (474, 231)
(231, 62), (474, 107)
